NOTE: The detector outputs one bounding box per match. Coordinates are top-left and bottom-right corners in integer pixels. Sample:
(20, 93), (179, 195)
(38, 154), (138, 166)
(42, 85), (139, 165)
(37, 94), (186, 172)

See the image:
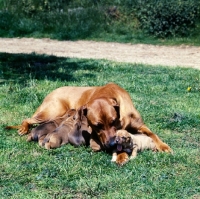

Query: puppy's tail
(5, 125), (21, 130)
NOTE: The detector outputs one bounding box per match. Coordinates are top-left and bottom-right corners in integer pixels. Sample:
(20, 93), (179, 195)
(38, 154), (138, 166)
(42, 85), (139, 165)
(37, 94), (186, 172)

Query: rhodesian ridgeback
(6, 83), (171, 152)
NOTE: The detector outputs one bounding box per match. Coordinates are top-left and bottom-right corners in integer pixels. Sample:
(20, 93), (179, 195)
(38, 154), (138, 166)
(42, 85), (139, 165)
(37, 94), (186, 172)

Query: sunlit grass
(0, 53), (199, 198)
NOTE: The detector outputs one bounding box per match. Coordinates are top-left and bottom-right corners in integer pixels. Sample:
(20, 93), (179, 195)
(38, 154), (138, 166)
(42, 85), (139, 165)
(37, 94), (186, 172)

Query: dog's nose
(109, 137), (116, 147)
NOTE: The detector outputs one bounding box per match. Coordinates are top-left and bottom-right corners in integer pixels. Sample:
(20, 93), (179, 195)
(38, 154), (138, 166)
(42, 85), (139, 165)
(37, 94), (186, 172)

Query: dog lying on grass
(112, 130), (157, 165)
(6, 83), (171, 153)
(26, 109), (76, 146)
(42, 108), (91, 149)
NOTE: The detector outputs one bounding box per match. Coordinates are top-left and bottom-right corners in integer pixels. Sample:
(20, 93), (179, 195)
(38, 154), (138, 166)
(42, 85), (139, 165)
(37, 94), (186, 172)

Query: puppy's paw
(45, 142), (51, 150)
(26, 134), (32, 142)
(116, 152), (129, 166)
(111, 155), (117, 162)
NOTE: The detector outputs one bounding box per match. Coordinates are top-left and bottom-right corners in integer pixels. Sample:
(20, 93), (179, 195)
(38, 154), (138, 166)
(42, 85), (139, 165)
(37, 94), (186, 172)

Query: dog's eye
(110, 119), (116, 126)
(95, 122), (103, 128)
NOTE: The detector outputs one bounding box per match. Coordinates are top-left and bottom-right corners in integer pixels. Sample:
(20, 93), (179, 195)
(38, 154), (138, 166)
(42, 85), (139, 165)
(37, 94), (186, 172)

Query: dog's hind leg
(18, 117), (41, 135)
(9, 98), (70, 136)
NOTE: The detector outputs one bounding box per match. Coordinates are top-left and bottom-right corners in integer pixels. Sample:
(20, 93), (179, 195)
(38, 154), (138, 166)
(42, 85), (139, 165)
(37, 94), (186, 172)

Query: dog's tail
(5, 125), (21, 130)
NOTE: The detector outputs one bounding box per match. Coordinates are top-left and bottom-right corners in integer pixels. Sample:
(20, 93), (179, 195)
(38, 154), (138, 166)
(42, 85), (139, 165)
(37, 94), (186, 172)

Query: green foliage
(1, 0), (68, 15)
(129, 0), (200, 37)
(0, 53), (200, 198)
(0, 0), (200, 43)
(0, 0), (106, 39)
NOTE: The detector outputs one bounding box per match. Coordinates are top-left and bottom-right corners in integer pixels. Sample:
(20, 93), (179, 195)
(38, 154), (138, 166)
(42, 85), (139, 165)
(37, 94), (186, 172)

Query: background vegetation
(0, 53), (199, 198)
(0, 0), (200, 45)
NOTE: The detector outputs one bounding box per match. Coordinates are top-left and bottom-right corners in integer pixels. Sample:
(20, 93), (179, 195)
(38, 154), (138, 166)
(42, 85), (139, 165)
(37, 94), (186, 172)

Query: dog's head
(82, 97), (121, 149)
(115, 130), (133, 153)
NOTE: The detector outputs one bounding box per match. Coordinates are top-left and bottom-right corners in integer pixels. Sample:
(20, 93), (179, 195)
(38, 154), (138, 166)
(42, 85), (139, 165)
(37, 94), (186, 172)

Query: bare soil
(0, 38), (200, 70)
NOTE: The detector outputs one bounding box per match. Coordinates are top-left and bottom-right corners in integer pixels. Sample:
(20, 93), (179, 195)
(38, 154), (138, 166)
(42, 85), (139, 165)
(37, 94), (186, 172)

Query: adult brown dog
(6, 83), (171, 152)
(42, 108), (91, 149)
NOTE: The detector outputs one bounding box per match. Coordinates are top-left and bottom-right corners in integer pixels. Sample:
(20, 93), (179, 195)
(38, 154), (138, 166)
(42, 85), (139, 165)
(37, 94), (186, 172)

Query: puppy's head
(61, 109), (78, 128)
(115, 130), (133, 152)
(83, 97), (121, 149)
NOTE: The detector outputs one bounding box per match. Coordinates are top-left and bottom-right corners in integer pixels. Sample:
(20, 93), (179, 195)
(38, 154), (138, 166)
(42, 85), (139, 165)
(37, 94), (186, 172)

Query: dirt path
(0, 38), (200, 70)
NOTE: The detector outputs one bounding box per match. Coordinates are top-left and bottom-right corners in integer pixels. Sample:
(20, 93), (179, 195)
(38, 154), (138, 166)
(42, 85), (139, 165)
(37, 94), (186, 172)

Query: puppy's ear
(126, 136), (131, 143)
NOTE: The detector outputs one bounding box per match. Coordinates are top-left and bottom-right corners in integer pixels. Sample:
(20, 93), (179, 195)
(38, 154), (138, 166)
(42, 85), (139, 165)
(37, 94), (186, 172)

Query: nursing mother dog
(7, 82), (172, 153)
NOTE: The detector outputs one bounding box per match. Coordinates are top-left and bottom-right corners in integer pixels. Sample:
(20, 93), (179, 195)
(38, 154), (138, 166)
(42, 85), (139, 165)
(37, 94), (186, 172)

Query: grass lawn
(0, 52), (199, 199)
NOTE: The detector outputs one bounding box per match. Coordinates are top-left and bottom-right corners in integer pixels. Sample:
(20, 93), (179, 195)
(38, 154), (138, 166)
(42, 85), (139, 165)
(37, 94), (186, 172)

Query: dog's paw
(116, 152), (129, 166)
(18, 127), (28, 136)
(90, 139), (102, 151)
(157, 142), (172, 153)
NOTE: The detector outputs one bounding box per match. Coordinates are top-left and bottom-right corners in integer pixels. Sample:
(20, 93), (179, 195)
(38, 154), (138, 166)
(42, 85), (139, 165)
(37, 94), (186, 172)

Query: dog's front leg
(90, 138), (102, 151)
(89, 132), (103, 151)
(138, 125), (172, 153)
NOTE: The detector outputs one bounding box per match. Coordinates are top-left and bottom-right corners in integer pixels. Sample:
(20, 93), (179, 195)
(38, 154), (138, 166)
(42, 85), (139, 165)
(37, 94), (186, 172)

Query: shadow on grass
(0, 52), (97, 85)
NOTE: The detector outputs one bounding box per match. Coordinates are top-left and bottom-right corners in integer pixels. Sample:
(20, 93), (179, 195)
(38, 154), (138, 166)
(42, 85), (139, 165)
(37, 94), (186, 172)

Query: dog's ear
(75, 106), (86, 121)
(109, 98), (118, 106)
(82, 105), (88, 117)
(109, 98), (120, 119)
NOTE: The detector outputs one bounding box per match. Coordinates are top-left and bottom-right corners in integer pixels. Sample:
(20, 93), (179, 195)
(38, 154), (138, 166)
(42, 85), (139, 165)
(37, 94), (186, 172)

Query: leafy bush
(129, 0), (200, 37)
(0, 0), (200, 42)
(0, 1), (106, 39)
(1, 0), (68, 16)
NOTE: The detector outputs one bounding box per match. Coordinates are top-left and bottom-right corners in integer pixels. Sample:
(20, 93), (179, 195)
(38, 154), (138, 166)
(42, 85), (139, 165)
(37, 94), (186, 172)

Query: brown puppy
(26, 109), (76, 146)
(6, 83), (171, 152)
(67, 108), (92, 147)
(112, 130), (156, 165)
(27, 121), (59, 146)
(42, 108), (91, 149)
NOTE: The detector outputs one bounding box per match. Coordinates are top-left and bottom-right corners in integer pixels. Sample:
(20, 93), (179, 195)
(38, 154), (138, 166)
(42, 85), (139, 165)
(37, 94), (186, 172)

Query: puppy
(68, 110), (92, 147)
(112, 130), (156, 165)
(27, 109), (76, 146)
(42, 108), (91, 149)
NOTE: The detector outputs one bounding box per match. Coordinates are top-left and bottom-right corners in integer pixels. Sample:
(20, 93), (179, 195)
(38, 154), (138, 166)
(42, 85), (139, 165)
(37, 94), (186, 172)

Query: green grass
(0, 53), (200, 198)
(0, 0), (200, 46)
